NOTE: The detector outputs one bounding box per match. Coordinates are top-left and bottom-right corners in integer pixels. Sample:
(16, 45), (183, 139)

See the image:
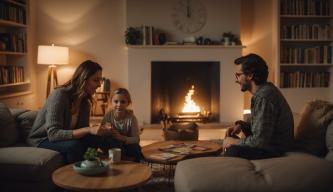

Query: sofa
(0, 103), (64, 192)
(175, 100), (333, 192)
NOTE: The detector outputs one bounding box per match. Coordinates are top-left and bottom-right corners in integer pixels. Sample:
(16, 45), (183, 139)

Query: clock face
(172, 0), (206, 34)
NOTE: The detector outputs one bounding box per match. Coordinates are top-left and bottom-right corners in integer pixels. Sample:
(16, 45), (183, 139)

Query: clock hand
(186, 0), (190, 17)
(188, 0), (191, 18)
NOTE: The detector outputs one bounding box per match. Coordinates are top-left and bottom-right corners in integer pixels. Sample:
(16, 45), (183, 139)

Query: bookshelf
(0, 0), (30, 97)
(278, 0), (333, 89)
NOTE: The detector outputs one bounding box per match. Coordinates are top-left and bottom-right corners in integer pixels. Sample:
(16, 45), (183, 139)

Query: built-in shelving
(278, 0), (332, 89)
(0, 91), (32, 100)
(0, 0), (30, 99)
(0, 81), (30, 88)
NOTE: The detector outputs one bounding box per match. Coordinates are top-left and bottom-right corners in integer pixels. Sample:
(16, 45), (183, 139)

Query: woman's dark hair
(60, 60), (102, 103)
(234, 53), (269, 85)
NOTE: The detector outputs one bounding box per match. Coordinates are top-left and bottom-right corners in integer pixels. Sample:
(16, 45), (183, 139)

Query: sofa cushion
(0, 103), (18, 147)
(294, 100), (333, 156)
(0, 147), (63, 181)
(16, 110), (38, 142)
(175, 154), (333, 192)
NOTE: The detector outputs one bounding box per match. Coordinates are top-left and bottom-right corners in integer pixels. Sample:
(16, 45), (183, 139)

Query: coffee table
(142, 140), (223, 164)
(142, 140), (222, 182)
(52, 161), (152, 191)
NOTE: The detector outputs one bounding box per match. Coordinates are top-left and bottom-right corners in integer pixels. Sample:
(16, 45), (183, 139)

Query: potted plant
(125, 27), (141, 45)
(222, 32), (242, 45)
(81, 147), (102, 168)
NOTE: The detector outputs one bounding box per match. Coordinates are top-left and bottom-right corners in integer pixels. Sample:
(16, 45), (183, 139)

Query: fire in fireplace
(151, 61), (220, 124)
(169, 85), (211, 123)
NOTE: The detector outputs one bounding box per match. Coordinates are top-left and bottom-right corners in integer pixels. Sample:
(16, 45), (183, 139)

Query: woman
(28, 60), (110, 163)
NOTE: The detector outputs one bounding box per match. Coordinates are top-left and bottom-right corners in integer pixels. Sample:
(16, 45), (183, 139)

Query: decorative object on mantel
(125, 26), (168, 45)
(221, 32), (242, 45)
(125, 27), (141, 45)
(183, 36), (196, 45)
(37, 44), (69, 98)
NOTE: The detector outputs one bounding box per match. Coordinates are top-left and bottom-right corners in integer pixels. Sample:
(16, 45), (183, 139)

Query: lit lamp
(37, 44), (69, 98)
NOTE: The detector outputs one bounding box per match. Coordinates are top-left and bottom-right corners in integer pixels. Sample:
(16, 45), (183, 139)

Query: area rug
(139, 163), (175, 192)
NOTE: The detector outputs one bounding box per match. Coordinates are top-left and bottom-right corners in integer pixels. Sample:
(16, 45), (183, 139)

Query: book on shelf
(0, 32), (27, 52)
(280, 0), (329, 16)
(0, 1), (26, 24)
(149, 152), (179, 160)
(281, 45), (332, 64)
(0, 65), (24, 85)
(280, 71), (329, 88)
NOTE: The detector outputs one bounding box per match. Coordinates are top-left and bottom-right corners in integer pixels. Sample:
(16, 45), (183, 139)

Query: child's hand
(89, 124), (109, 136)
(106, 124), (126, 142)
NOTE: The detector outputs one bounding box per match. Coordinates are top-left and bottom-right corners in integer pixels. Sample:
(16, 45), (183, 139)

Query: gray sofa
(175, 100), (333, 192)
(0, 103), (64, 192)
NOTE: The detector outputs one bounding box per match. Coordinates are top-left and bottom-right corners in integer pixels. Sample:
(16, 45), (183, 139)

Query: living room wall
(34, 0), (243, 110)
(12, 0), (326, 115)
(240, 0), (277, 109)
(34, 0), (127, 108)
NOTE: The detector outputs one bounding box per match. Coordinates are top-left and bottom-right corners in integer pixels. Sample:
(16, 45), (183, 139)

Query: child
(102, 88), (142, 162)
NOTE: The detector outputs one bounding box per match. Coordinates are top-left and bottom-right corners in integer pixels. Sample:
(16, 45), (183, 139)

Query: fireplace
(151, 61), (220, 123)
(127, 47), (244, 124)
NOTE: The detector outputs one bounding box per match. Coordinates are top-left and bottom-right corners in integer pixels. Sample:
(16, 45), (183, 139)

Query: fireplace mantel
(128, 46), (245, 125)
(127, 45), (246, 49)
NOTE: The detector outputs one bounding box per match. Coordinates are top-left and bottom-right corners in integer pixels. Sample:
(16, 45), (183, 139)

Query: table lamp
(37, 44), (69, 98)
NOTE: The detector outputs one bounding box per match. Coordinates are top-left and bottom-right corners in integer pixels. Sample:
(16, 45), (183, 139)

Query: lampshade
(37, 44), (69, 65)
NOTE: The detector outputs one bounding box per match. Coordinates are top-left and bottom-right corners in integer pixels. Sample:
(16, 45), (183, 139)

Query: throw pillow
(294, 100), (333, 156)
(0, 103), (18, 147)
(16, 110), (38, 142)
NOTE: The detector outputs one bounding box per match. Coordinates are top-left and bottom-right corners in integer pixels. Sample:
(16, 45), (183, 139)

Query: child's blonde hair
(111, 88), (132, 104)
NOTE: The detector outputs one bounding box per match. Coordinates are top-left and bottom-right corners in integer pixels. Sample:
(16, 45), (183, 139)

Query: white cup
(108, 148), (121, 163)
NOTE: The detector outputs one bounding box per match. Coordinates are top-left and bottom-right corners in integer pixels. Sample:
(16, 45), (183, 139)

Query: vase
(224, 37), (230, 45)
(81, 160), (101, 168)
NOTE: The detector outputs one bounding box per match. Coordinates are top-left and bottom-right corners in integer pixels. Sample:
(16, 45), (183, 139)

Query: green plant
(83, 147), (99, 161)
(125, 27), (141, 45)
(222, 32), (242, 45)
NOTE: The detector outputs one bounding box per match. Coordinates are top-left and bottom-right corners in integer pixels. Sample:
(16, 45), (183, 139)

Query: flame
(182, 85), (201, 113)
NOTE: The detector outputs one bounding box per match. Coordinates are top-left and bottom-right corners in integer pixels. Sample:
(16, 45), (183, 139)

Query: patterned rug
(139, 162), (175, 192)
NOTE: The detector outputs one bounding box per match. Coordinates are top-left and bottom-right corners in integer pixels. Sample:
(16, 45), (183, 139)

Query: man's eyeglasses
(235, 72), (245, 79)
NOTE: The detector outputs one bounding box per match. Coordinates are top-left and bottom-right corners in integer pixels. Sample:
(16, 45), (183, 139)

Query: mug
(108, 148), (121, 163)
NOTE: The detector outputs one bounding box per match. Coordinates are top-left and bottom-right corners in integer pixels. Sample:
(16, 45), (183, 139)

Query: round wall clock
(172, 0), (206, 34)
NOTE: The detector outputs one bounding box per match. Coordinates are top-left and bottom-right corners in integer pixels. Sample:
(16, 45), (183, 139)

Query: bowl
(73, 161), (109, 176)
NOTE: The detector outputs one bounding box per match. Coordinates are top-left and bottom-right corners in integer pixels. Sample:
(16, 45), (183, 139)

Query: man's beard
(240, 81), (251, 92)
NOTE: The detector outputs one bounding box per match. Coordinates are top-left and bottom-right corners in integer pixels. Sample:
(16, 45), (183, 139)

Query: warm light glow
(182, 85), (201, 113)
(243, 109), (251, 114)
(37, 44), (69, 65)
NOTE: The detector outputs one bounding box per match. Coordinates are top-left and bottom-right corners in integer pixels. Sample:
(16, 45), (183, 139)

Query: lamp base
(46, 65), (58, 98)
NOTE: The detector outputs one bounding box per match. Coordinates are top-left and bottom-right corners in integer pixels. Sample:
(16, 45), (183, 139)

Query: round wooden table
(142, 140), (222, 183)
(52, 161), (152, 191)
(142, 140), (223, 164)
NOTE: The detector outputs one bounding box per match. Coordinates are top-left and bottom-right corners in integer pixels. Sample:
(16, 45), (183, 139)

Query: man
(223, 53), (294, 160)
